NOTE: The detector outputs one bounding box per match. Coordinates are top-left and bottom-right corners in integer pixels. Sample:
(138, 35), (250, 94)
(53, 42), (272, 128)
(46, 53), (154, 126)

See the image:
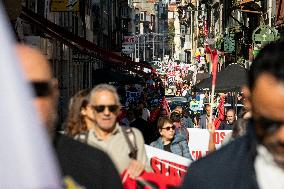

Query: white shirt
(255, 145), (284, 189)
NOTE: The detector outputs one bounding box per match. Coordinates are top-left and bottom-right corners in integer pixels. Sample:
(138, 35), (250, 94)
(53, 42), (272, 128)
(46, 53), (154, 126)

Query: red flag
(214, 95), (225, 129)
(161, 96), (171, 117)
(211, 49), (218, 86)
(148, 107), (161, 123)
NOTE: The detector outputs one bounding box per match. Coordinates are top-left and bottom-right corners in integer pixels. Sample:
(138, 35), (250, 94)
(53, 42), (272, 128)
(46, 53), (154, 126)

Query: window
(155, 4), (159, 11)
(121, 7), (128, 18)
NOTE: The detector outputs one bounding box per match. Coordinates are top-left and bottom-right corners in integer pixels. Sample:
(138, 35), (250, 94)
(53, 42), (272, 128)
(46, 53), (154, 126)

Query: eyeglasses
(31, 81), (52, 97)
(162, 126), (175, 131)
(90, 105), (119, 113)
(254, 116), (284, 134)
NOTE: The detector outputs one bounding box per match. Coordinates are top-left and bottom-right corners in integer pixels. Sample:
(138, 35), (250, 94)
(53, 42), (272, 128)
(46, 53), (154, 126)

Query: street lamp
(134, 34), (143, 62)
(134, 34), (150, 62)
(143, 33), (148, 61)
(151, 32), (164, 61)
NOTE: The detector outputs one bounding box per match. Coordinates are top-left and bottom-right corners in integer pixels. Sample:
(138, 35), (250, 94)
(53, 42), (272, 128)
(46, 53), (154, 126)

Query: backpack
(121, 126), (138, 160)
(75, 127), (138, 159)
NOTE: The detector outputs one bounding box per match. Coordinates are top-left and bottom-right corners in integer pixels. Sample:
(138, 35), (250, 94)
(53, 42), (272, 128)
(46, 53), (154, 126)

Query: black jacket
(54, 134), (123, 189)
(180, 126), (259, 189)
(218, 121), (234, 130)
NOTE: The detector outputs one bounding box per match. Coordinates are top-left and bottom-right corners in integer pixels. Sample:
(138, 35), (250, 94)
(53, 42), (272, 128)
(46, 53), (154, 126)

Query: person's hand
(207, 122), (215, 134)
(128, 160), (145, 179)
(207, 122), (216, 152)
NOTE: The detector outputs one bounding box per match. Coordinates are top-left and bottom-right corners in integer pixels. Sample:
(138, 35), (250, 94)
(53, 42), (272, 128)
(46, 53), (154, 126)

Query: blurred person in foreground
(67, 83), (151, 178)
(17, 44), (123, 189)
(181, 41), (284, 189)
(150, 117), (193, 159)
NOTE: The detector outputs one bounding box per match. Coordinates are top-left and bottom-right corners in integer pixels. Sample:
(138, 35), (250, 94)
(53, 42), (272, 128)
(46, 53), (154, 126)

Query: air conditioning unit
(140, 12), (146, 21)
(263, 12), (268, 20)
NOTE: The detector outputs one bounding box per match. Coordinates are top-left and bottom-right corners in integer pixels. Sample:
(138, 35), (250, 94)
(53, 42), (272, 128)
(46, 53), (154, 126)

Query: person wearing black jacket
(218, 109), (236, 130)
(17, 44), (123, 189)
(54, 134), (123, 189)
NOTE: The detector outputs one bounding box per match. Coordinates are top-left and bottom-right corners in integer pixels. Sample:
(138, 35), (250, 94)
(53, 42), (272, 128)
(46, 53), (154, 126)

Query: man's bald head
(16, 44), (58, 136)
(226, 109), (236, 124)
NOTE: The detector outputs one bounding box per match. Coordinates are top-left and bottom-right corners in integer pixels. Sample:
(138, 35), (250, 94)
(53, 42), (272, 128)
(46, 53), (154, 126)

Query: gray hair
(90, 84), (121, 106)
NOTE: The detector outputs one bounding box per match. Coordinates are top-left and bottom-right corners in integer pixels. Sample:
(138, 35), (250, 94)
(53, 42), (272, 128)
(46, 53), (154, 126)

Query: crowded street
(1, 0), (284, 188)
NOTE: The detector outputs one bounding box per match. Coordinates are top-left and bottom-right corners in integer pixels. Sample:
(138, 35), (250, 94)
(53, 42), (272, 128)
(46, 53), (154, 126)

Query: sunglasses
(162, 126), (176, 131)
(90, 105), (119, 113)
(31, 81), (52, 97)
(254, 116), (284, 134)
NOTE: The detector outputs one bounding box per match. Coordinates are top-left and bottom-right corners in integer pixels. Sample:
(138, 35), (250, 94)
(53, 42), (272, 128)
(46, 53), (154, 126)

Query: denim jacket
(150, 134), (193, 160)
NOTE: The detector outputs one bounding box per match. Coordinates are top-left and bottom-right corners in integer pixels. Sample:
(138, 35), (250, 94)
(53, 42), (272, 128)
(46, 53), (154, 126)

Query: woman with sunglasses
(150, 117), (193, 159)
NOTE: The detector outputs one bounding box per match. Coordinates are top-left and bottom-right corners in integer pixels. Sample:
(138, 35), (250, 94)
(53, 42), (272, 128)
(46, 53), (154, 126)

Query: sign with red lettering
(145, 130), (231, 179)
(145, 145), (191, 179)
(187, 128), (232, 160)
(123, 36), (138, 44)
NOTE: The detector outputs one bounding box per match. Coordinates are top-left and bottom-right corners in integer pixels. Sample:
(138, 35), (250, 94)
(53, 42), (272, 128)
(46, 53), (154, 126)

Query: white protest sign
(187, 128), (232, 160)
(145, 145), (191, 178)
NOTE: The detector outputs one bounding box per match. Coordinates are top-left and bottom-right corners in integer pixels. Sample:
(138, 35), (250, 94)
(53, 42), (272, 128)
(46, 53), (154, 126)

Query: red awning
(20, 7), (152, 77)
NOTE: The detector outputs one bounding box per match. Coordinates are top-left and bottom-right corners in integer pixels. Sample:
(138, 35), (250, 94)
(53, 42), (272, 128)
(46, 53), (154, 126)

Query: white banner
(145, 145), (191, 178)
(188, 128), (232, 160)
(145, 129), (232, 178)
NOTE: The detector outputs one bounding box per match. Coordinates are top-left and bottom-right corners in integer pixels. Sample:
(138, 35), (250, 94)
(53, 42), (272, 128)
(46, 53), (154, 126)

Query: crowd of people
(2, 5), (284, 188)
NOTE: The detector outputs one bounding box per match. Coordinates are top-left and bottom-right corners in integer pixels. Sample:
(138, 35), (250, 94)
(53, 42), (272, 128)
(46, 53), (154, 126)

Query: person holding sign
(150, 117), (193, 160)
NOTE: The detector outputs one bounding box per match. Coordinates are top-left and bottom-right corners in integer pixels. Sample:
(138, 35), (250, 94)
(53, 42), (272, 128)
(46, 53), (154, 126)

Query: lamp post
(135, 34), (147, 62)
(134, 34), (141, 62)
(143, 34), (150, 61)
(152, 34), (155, 60)
(162, 36), (165, 60)
(152, 33), (163, 61)
(141, 33), (152, 61)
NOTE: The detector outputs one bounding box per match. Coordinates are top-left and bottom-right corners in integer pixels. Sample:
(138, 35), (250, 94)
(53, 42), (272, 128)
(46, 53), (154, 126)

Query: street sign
(252, 25), (280, 49)
(121, 44), (134, 54)
(50, 0), (79, 12)
(224, 34), (235, 53)
(123, 36), (138, 44)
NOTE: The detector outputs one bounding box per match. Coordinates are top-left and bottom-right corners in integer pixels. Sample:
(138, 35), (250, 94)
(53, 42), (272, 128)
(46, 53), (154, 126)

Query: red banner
(161, 96), (171, 117)
(214, 95), (225, 129)
(122, 170), (181, 189)
(211, 49), (218, 86)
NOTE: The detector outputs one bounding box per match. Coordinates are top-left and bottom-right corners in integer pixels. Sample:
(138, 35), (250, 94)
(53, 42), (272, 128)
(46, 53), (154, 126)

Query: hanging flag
(0, 3), (61, 188)
(207, 47), (218, 124)
(211, 49), (218, 86)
